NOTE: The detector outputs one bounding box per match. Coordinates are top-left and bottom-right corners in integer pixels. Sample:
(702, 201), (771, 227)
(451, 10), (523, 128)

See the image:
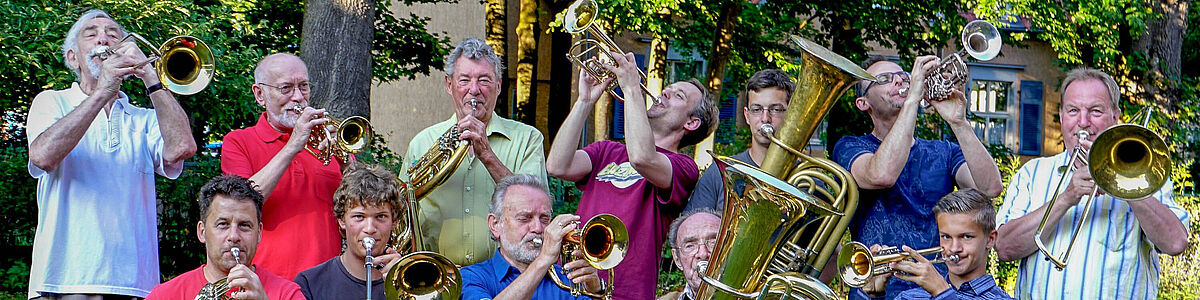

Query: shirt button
(465, 208), (471, 213)
(465, 254), (472, 259)
(465, 186), (472, 192)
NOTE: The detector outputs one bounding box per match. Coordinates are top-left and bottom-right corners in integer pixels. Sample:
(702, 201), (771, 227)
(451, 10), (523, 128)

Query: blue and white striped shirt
(996, 152), (1190, 299)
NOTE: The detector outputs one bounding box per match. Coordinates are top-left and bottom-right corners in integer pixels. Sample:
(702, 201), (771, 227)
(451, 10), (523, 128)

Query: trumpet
(901, 20), (1000, 104)
(561, 0), (660, 106)
(532, 214), (627, 299)
(90, 33), (214, 95)
(287, 105), (373, 165)
(195, 247), (243, 300)
(1033, 107), (1169, 270)
(837, 242), (960, 288)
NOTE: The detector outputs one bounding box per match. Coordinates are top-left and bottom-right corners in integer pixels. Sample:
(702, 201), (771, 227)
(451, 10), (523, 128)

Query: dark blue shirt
(833, 134), (966, 300)
(684, 150), (755, 213)
(460, 249), (592, 300)
(894, 274), (1013, 300)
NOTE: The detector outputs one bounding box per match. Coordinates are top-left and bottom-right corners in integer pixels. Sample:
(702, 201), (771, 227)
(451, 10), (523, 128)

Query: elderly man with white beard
(460, 174), (604, 300)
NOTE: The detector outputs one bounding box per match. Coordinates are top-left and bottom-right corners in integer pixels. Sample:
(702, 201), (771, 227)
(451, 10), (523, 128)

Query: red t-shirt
(221, 112), (344, 280)
(145, 265), (305, 300)
(575, 140), (698, 300)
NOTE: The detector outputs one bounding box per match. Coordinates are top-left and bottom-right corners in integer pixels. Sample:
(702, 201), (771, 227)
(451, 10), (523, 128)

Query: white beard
(503, 234), (541, 264)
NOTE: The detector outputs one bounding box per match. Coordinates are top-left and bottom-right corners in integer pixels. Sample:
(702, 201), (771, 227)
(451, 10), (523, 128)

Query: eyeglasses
(257, 82), (311, 96)
(856, 71), (910, 97)
(679, 237), (717, 255)
(747, 105), (788, 117)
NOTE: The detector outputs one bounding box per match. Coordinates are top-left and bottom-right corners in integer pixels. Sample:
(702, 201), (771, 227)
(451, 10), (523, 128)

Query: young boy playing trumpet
(860, 188), (1013, 299)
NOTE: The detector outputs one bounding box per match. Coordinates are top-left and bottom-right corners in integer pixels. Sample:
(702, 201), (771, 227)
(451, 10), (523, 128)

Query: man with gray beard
(219, 53), (345, 281)
(26, 9), (196, 299)
(460, 174), (603, 299)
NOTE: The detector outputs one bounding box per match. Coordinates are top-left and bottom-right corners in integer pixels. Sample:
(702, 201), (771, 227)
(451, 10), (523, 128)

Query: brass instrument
(195, 247), (242, 300)
(696, 35), (870, 300)
(534, 214), (628, 299)
(903, 20), (1001, 103)
(382, 183), (462, 300)
(836, 241), (960, 288)
(405, 100), (479, 199)
(90, 33), (214, 95)
(1033, 107), (1169, 270)
(287, 105), (373, 166)
(561, 0), (660, 106)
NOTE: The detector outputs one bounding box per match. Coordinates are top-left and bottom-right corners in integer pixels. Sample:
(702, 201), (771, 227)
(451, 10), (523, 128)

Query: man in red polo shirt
(220, 52), (344, 280)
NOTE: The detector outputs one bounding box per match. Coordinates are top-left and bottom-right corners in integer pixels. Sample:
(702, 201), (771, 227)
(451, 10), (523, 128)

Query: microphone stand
(363, 237), (376, 300)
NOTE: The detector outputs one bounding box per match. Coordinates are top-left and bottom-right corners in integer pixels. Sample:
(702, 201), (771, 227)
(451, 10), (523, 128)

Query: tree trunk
(1134, 0), (1188, 113)
(300, 0), (375, 120)
(484, 0), (509, 116)
(645, 9), (672, 95)
(513, 0), (538, 124)
(703, 0), (740, 97)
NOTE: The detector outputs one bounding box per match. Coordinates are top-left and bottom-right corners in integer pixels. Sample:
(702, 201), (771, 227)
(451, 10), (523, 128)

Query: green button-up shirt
(400, 112), (546, 266)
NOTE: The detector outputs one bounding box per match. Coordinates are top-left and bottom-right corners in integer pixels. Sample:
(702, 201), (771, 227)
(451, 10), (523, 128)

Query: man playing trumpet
(26, 9), (196, 299)
(147, 175), (304, 300)
(460, 174), (602, 299)
(221, 53), (345, 280)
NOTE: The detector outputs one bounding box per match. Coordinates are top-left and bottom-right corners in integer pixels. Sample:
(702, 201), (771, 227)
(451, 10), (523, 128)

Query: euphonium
(405, 100), (479, 200)
(697, 35), (871, 300)
(1033, 107), (1170, 270)
(90, 33), (215, 95)
(287, 105), (373, 166)
(836, 241), (960, 288)
(534, 214), (628, 299)
(382, 183), (462, 300)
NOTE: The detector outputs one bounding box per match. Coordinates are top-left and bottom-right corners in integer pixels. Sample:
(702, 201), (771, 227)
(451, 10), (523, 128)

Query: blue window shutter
(715, 93), (738, 143)
(610, 54), (650, 139)
(1019, 80), (1043, 155)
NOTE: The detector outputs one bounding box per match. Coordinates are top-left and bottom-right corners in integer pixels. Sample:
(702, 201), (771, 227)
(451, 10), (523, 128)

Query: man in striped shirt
(994, 67), (1189, 299)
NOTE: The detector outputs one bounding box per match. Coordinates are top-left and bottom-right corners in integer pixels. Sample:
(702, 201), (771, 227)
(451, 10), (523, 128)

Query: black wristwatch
(146, 82), (166, 95)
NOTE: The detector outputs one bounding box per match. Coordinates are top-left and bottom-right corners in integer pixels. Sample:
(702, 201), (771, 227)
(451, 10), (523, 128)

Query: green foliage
(155, 151), (222, 279)
(0, 148), (36, 247)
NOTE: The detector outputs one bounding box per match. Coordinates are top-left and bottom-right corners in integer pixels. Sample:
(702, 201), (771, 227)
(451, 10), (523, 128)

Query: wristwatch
(146, 82), (166, 95)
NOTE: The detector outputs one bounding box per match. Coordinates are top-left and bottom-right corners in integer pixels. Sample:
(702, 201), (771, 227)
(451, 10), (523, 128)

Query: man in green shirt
(400, 38), (547, 266)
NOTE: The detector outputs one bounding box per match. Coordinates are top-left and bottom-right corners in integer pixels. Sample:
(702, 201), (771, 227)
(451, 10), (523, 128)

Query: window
(969, 79), (1013, 146)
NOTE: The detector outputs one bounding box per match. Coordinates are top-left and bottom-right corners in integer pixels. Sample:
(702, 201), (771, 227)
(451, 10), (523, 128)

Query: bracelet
(146, 82), (166, 95)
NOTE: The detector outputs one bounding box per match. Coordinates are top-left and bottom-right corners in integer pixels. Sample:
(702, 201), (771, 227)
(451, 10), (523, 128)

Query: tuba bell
(382, 183), (462, 300)
(696, 35), (870, 300)
(90, 33), (215, 95)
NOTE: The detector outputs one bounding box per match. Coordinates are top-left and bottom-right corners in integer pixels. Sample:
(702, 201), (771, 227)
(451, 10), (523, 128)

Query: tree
(302, 0), (376, 119)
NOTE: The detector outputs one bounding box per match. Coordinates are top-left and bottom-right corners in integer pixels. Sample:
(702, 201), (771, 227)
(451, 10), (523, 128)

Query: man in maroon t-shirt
(547, 52), (718, 299)
(220, 53), (346, 280)
(147, 175), (304, 300)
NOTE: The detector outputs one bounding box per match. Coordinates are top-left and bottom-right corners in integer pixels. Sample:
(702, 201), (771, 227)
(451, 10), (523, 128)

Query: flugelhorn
(287, 105), (373, 166)
(902, 20), (1001, 103)
(90, 33), (214, 95)
(561, 0), (659, 106)
(532, 214), (628, 299)
(1033, 107), (1169, 270)
(836, 242), (960, 288)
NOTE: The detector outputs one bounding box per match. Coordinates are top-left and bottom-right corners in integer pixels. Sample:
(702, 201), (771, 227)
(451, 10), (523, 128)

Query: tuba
(381, 183), (462, 300)
(90, 33), (215, 95)
(536, 214), (628, 299)
(287, 105), (374, 166)
(696, 35), (871, 300)
(1032, 107), (1170, 270)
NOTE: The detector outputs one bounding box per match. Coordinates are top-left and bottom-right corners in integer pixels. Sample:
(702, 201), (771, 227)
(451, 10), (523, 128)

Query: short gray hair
(1061, 67), (1121, 113)
(444, 38), (504, 78)
(933, 188), (996, 232)
(489, 174), (550, 219)
(667, 208), (721, 249)
(63, 9), (124, 80)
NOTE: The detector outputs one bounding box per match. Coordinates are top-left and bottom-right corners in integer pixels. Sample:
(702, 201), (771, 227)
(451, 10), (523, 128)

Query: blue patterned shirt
(833, 134), (967, 299)
(460, 250), (591, 300)
(893, 275), (1014, 300)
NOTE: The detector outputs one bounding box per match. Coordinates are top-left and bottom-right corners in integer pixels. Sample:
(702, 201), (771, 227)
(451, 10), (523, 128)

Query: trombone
(533, 214), (628, 299)
(561, 0), (659, 106)
(287, 105), (373, 165)
(1033, 107), (1170, 270)
(836, 242), (960, 288)
(90, 33), (215, 95)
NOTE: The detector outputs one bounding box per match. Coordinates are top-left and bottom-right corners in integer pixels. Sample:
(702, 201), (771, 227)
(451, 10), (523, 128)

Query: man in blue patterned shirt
(833, 55), (1003, 299)
(860, 188), (1013, 299)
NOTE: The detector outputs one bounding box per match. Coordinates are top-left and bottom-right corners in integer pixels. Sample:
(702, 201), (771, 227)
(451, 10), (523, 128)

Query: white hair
(62, 9), (124, 81)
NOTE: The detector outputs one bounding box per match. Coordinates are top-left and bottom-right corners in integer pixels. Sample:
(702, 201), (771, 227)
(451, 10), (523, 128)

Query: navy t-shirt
(832, 134), (966, 300)
(294, 256), (384, 300)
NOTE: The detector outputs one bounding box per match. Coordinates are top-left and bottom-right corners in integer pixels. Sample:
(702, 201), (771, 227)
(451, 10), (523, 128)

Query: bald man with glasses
(831, 55), (1002, 299)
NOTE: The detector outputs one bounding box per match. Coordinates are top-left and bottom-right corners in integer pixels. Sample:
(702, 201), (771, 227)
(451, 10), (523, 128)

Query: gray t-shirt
(684, 151), (755, 213)
(294, 256), (384, 300)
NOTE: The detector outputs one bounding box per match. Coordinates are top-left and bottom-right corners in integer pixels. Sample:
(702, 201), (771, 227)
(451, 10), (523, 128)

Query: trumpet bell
(157, 36), (214, 95)
(836, 242), (873, 288)
(581, 214), (628, 270)
(962, 20), (1001, 61)
(338, 115), (373, 153)
(1089, 124), (1171, 200)
(563, 0), (597, 34)
(384, 251), (462, 300)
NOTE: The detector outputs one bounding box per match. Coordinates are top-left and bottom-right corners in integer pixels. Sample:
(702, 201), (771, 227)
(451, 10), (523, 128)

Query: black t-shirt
(294, 256), (385, 300)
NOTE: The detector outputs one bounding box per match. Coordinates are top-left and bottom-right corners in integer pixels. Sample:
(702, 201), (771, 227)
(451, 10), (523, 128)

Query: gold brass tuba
(560, 0), (659, 106)
(696, 35), (870, 300)
(287, 105), (374, 166)
(537, 214), (628, 299)
(382, 183), (462, 300)
(836, 241), (960, 288)
(1033, 107), (1170, 270)
(90, 33), (215, 95)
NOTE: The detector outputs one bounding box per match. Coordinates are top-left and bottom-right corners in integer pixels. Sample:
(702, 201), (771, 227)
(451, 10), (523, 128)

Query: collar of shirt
(950, 274), (1000, 297)
(252, 112), (288, 143)
(67, 82), (132, 115)
(444, 112), (513, 141)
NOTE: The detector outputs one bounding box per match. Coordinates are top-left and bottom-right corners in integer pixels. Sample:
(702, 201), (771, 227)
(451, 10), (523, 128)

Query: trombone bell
(158, 36), (214, 95)
(1089, 124), (1170, 200)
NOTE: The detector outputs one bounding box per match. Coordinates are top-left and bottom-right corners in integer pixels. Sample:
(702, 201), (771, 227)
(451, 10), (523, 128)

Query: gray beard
(86, 59), (102, 79)
(272, 110), (299, 129)
(503, 235), (541, 264)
